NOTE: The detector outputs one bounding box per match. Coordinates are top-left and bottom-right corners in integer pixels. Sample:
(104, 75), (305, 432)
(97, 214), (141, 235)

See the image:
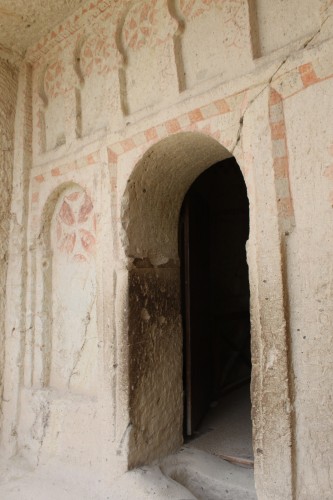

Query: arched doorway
(121, 132), (253, 469)
(179, 157), (252, 465)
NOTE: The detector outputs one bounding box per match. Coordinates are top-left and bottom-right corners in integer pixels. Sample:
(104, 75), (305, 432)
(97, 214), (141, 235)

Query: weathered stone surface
(0, 58), (18, 435)
(0, 1), (332, 499)
(128, 267), (183, 468)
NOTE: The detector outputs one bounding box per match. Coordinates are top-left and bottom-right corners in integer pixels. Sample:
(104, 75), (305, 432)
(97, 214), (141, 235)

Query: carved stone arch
(36, 183), (97, 392)
(37, 182), (78, 387)
(75, 26), (123, 135)
(15, 181), (104, 468)
(118, 125), (294, 499)
(120, 131), (254, 468)
(121, 132), (234, 262)
(174, 0), (254, 89)
(118, 0), (181, 114)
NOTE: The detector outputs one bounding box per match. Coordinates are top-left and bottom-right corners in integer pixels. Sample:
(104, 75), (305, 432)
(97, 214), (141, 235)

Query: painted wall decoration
(55, 189), (96, 261)
(122, 0), (176, 50)
(49, 187), (98, 394)
(77, 29), (121, 136)
(31, 0), (255, 148)
(80, 32), (116, 77)
(120, 0), (179, 114)
(44, 59), (68, 98)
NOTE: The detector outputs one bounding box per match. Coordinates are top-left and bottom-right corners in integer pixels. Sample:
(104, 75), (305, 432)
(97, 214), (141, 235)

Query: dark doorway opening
(179, 157), (252, 463)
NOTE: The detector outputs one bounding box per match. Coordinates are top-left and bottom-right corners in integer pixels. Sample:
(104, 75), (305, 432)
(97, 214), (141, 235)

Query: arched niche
(77, 29), (121, 136)
(37, 183), (98, 395)
(176, 0), (254, 89)
(17, 182), (105, 469)
(120, 132), (248, 468)
(118, 0), (179, 114)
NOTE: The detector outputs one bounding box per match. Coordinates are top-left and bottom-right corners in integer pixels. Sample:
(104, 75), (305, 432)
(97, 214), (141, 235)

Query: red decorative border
(30, 61), (333, 223)
(273, 61), (330, 101)
(269, 88), (294, 228)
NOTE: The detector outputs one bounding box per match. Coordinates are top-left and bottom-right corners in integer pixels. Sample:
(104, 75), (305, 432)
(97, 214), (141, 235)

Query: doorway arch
(121, 132), (253, 469)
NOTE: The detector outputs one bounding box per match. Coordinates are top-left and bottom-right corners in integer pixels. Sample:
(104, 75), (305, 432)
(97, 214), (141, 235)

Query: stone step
(160, 447), (257, 500)
(108, 464), (196, 500)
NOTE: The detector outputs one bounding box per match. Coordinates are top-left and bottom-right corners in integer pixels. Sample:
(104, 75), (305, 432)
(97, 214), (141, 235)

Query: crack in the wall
(231, 55), (290, 155)
(2, 3), (332, 496)
(303, 14), (332, 48)
(228, 28), (332, 499)
(68, 296), (96, 389)
(232, 14), (331, 156)
(37, 406), (50, 466)
(31, 399), (50, 466)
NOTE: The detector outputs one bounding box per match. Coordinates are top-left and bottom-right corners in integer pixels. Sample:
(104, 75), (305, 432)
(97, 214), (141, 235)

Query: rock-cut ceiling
(0, 0), (84, 61)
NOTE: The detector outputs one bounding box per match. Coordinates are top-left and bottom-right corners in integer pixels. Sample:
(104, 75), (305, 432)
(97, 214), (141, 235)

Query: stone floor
(187, 383), (254, 466)
(0, 384), (257, 499)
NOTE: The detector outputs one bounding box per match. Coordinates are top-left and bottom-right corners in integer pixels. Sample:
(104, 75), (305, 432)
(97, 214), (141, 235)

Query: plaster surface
(0, 1), (333, 499)
(0, 58), (18, 433)
(0, 1), (85, 60)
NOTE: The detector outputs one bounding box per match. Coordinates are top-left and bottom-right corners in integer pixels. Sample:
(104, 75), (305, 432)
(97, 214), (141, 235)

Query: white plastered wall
(1, 1), (333, 498)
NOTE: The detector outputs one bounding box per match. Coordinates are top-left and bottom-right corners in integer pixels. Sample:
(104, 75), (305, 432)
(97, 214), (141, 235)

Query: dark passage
(179, 157), (251, 443)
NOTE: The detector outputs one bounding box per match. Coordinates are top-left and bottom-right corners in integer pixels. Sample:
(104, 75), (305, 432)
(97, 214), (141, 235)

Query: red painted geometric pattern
(44, 59), (67, 98)
(31, 61), (333, 228)
(81, 31), (117, 76)
(56, 190), (96, 262)
(123, 0), (176, 50)
(179, 0), (208, 18)
(269, 88), (294, 225)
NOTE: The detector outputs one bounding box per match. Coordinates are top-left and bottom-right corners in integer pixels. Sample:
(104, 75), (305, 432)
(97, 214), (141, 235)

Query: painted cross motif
(56, 190), (96, 262)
